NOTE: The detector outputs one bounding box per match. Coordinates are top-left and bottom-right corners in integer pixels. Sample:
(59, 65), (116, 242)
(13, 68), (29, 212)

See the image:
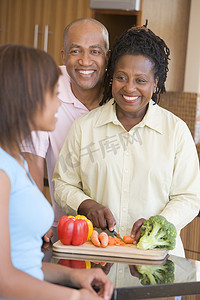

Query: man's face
(62, 22), (108, 92)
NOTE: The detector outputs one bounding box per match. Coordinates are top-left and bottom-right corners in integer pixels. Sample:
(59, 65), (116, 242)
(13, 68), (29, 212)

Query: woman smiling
(53, 24), (200, 258)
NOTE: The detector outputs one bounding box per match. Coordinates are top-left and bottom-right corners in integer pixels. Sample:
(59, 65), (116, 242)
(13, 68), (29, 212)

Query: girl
(0, 44), (113, 300)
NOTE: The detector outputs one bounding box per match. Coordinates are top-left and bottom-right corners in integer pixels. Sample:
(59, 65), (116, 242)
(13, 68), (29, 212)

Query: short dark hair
(100, 24), (170, 105)
(0, 44), (61, 153)
(63, 18), (109, 52)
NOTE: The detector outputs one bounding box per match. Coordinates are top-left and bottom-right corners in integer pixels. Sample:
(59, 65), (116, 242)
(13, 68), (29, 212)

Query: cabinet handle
(44, 25), (49, 52)
(34, 24), (39, 48)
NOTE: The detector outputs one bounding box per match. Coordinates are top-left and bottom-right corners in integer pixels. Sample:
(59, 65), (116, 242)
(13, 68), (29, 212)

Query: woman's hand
(129, 265), (140, 278)
(43, 228), (54, 243)
(130, 218), (146, 244)
(69, 268), (114, 300)
(91, 262), (114, 276)
(78, 199), (116, 231)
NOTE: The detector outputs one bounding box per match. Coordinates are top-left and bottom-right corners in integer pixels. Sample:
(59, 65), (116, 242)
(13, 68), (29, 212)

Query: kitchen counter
(42, 229), (200, 299)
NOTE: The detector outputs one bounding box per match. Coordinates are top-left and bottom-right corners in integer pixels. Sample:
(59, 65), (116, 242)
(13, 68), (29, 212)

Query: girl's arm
(0, 170), (113, 300)
(42, 262), (113, 299)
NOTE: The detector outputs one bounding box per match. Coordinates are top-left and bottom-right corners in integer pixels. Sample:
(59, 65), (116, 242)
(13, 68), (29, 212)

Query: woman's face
(112, 54), (158, 120)
(32, 83), (60, 132)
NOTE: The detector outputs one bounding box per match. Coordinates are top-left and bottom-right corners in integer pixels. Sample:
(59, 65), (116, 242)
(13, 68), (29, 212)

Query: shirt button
(124, 169), (128, 173)
(121, 226), (124, 231)
(125, 151), (129, 155)
(119, 269), (123, 273)
(122, 207), (126, 212)
(124, 188), (127, 192)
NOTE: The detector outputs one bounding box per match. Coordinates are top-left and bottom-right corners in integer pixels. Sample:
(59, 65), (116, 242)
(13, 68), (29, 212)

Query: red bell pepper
(58, 259), (87, 269)
(57, 216), (89, 246)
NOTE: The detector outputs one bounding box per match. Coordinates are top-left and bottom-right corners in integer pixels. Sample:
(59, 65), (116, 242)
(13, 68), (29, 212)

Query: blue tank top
(0, 148), (54, 281)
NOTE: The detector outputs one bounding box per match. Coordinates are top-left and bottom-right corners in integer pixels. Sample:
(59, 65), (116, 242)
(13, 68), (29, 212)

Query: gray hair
(63, 18), (109, 53)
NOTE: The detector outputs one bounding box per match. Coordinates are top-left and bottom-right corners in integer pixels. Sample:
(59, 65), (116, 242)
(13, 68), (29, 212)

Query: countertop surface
(42, 228), (200, 299)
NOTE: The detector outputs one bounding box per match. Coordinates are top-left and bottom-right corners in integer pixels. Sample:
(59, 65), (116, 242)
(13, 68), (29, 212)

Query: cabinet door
(41, 0), (91, 65)
(0, 0), (90, 64)
(3, 0), (44, 47)
(90, 9), (142, 48)
(0, 0), (9, 45)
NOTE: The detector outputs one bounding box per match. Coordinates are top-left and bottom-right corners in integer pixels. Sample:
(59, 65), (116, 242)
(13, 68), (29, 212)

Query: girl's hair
(100, 23), (170, 105)
(0, 44), (61, 152)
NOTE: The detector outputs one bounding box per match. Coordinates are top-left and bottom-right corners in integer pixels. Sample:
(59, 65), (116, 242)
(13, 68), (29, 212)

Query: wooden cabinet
(0, 0), (8, 44)
(0, 0), (90, 64)
(89, 6), (142, 48)
(0, 0), (44, 48)
(181, 217), (200, 260)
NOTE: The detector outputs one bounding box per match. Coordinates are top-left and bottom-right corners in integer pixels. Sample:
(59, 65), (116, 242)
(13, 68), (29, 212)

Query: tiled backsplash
(159, 92), (200, 160)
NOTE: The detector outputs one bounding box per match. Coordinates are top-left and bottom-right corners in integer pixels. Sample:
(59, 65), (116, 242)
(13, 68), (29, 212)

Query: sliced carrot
(90, 230), (100, 247)
(108, 236), (126, 246)
(123, 236), (135, 244)
(92, 261), (106, 266)
(114, 237), (126, 246)
(98, 232), (109, 248)
(108, 236), (116, 246)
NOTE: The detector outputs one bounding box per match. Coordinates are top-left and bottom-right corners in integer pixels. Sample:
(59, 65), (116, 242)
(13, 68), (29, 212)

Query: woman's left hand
(130, 218), (146, 244)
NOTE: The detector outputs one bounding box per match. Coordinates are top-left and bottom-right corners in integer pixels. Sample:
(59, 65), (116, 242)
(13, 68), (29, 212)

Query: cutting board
(53, 240), (168, 261)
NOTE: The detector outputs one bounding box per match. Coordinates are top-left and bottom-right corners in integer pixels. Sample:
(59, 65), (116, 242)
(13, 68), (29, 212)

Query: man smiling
(61, 18), (109, 110)
(22, 18), (109, 240)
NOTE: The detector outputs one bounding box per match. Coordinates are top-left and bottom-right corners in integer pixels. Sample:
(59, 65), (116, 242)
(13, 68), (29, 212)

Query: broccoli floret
(137, 259), (175, 285)
(137, 215), (177, 250)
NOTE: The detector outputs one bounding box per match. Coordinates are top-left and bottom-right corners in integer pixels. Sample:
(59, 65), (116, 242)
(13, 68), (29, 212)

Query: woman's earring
(109, 78), (113, 86)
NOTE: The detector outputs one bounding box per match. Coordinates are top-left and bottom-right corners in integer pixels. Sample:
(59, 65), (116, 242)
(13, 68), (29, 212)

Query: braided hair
(100, 22), (170, 105)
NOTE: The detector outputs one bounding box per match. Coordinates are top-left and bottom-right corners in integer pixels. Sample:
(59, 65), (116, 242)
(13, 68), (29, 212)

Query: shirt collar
(58, 66), (88, 110)
(137, 100), (164, 134)
(95, 99), (119, 127)
(95, 99), (164, 134)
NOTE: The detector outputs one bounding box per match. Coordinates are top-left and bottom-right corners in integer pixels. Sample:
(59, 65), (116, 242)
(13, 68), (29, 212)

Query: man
(22, 18), (110, 241)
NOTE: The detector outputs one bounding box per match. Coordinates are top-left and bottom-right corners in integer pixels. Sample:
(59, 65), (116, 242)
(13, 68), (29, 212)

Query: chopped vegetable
(123, 236), (135, 244)
(92, 261), (107, 267)
(91, 231), (126, 247)
(98, 232), (109, 248)
(57, 216), (88, 246)
(75, 214), (93, 241)
(58, 259), (91, 269)
(137, 215), (177, 250)
(108, 236), (126, 246)
(108, 236), (116, 246)
(136, 259), (175, 285)
(91, 230), (101, 247)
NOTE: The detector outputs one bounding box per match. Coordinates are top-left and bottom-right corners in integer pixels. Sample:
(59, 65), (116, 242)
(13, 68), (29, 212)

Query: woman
(53, 25), (200, 258)
(0, 44), (113, 300)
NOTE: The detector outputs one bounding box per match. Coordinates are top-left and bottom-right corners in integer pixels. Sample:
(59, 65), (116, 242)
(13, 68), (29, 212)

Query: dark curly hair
(100, 22), (170, 105)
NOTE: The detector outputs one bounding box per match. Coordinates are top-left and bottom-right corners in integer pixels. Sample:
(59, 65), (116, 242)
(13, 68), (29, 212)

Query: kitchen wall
(184, 0), (200, 94)
(140, 0), (200, 152)
(140, 0), (200, 261)
(141, 0), (191, 93)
